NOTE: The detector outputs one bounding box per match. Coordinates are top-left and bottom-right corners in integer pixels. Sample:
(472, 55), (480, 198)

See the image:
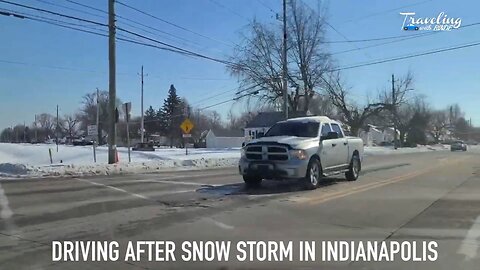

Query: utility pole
(140, 66), (145, 143)
(392, 74), (398, 149)
(96, 88), (100, 143)
(108, 0), (117, 164)
(94, 88), (100, 162)
(34, 114), (38, 142)
(282, 0), (288, 120)
(56, 104), (59, 152)
(23, 121), (26, 142)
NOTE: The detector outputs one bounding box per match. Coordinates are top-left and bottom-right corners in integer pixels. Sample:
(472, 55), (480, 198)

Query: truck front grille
(245, 145), (289, 161)
(246, 153), (262, 160)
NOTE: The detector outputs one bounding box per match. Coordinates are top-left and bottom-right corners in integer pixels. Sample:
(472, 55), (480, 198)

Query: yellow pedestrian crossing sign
(180, 118), (194, 134)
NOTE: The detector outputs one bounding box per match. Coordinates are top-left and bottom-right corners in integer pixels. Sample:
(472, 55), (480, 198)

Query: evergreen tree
(159, 84), (182, 147)
(144, 106), (158, 136)
(406, 111), (429, 146)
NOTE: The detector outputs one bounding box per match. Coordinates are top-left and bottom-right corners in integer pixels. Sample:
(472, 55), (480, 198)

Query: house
(244, 112), (284, 141)
(359, 124), (399, 146)
(244, 111), (309, 141)
(205, 129), (244, 148)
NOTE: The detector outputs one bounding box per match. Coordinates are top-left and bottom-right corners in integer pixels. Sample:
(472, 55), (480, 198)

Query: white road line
(204, 217), (234, 230)
(76, 178), (150, 200)
(0, 183), (20, 235)
(137, 179), (220, 186)
(457, 215), (480, 260)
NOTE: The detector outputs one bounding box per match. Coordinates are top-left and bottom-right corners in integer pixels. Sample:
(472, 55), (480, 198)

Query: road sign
(182, 133), (192, 138)
(124, 102), (132, 122)
(87, 125), (98, 136)
(180, 118), (194, 134)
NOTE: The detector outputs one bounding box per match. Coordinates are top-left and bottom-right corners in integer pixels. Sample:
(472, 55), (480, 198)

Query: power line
(340, 0), (433, 24)
(116, 0), (234, 47)
(333, 41), (480, 71)
(209, 0), (249, 21)
(5, 3), (478, 88)
(331, 22), (480, 55)
(325, 21), (372, 59)
(63, 0), (106, 15)
(33, 0), (105, 19)
(256, 0), (276, 14)
(0, 0), (106, 26)
(0, 7), (106, 32)
(116, 26), (235, 66)
(0, 4), (237, 67)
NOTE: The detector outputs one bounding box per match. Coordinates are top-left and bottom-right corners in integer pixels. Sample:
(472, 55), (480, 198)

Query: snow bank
(0, 143), (240, 179)
(0, 143), (449, 179)
(364, 144), (449, 156)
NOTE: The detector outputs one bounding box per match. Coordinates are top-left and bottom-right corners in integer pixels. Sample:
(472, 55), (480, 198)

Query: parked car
(72, 137), (94, 146)
(239, 116), (364, 190)
(451, 140), (467, 151)
(132, 142), (155, 151)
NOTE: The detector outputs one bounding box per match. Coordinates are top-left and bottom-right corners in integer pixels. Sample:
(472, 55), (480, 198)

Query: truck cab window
(321, 124), (332, 136)
(331, 123), (344, 138)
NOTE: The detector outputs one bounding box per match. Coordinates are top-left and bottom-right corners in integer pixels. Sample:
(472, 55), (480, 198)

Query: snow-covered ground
(0, 143), (449, 179)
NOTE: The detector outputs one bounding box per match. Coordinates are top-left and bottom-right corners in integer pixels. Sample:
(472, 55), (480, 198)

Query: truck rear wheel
(304, 158), (321, 190)
(243, 174), (262, 187)
(345, 154), (360, 181)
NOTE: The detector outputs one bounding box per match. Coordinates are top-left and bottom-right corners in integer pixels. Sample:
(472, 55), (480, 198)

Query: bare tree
(78, 90), (121, 144)
(307, 93), (337, 117)
(62, 114), (80, 143)
(228, 0), (331, 112)
(288, 0), (331, 112)
(428, 110), (449, 143)
(324, 72), (385, 136)
(37, 113), (55, 138)
(227, 110), (258, 130)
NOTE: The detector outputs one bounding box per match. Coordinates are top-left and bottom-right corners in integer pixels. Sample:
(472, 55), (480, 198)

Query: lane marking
(119, 179), (221, 187)
(75, 178), (150, 200)
(458, 215), (480, 260)
(203, 217), (234, 230)
(86, 171), (237, 183)
(300, 157), (468, 205)
(0, 183), (20, 235)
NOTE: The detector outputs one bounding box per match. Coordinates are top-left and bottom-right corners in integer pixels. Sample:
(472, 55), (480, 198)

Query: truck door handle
(343, 142), (348, 145)
(332, 143), (337, 147)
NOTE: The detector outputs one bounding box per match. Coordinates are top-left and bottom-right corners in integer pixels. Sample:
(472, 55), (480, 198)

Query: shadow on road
(196, 177), (345, 196)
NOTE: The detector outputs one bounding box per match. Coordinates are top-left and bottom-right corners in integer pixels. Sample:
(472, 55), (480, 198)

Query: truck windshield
(264, 122), (319, 137)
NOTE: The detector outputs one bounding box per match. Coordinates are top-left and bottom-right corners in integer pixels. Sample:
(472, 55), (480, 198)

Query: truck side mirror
(321, 131), (339, 141)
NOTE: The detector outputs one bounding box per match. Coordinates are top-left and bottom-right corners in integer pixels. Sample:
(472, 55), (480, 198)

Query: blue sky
(0, 0), (479, 130)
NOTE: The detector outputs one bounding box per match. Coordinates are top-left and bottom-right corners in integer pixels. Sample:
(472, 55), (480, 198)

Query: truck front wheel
(243, 174), (262, 187)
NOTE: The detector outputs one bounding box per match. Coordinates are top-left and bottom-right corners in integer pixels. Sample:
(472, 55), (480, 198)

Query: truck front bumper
(238, 157), (309, 179)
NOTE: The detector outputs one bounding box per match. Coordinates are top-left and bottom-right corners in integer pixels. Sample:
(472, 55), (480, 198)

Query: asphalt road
(0, 148), (479, 269)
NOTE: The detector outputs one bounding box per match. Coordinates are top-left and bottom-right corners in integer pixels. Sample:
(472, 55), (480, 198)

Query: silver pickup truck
(239, 116), (364, 189)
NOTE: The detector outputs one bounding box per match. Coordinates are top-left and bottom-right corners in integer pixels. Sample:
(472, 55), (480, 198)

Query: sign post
(87, 125), (98, 162)
(180, 118), (194, 156)
(124, 102), (132, 163)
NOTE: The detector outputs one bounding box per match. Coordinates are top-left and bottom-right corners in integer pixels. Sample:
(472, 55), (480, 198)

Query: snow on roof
(284, 116), (331, 123)
(209, 129), (244, 137)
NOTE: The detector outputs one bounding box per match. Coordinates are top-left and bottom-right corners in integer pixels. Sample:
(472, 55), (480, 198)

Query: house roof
(245, 112), (284, 128)
(245, 111), (309, 128)
(210, 129), (244, 137)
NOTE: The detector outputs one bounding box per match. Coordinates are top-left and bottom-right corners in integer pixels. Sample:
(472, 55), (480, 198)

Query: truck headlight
(241, 147), (246, 158)
(290, 149), (307, 160)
